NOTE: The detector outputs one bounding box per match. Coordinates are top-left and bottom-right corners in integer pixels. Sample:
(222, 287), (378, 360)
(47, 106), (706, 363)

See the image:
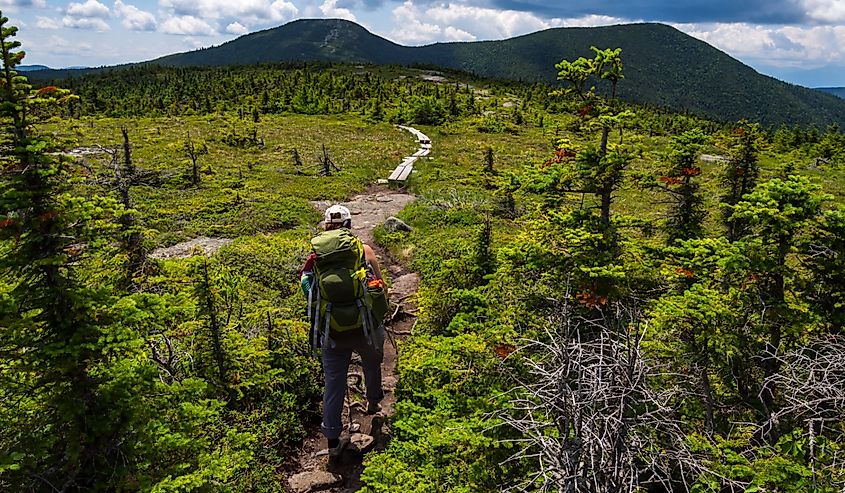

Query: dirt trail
(286, 188), (419, 493)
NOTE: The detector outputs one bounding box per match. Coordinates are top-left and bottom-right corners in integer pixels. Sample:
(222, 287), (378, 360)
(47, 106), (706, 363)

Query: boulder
(149, 237), (232, 260)
(348, 433), (375, 454)
(382, 216), (412, 233)
(287, 470), (342, 493)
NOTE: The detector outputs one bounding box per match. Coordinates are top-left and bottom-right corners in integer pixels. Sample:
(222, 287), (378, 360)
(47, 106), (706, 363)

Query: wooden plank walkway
(388, 126), (431, 185)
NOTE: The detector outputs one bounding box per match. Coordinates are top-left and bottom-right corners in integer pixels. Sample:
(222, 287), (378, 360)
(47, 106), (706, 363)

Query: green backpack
(307, 229), (386, 353)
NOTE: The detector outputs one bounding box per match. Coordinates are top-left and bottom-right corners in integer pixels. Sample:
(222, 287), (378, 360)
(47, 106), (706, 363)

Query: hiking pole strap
(357, 298), (374, 347)
(309, 286), (322, 358)
(322, 303), (333, 349)
(307, 281), (315, 357)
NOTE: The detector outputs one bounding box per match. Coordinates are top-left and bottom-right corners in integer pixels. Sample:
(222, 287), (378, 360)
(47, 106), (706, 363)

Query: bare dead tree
(500, 295), (741, 492)
(318, 143), (341, 176)
(290, 147), (305, 175)
(484, 146), (495, 174)
(63, 138), (147, 289)
(112, 130), (146, 290)
(147, 335), (193, 384)
(121, 126), (134, 177)
(184, 139), (208, 186)
(762, 336), (845, 491)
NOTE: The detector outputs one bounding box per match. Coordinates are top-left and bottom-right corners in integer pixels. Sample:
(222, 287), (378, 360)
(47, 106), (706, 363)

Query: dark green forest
(31, 19), (845, 128)
(3, 14), (845, 492)
(818, 87), (845, 100)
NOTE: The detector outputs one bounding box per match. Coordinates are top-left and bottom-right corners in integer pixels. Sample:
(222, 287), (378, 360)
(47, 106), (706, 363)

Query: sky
(2, 0), (845, 87)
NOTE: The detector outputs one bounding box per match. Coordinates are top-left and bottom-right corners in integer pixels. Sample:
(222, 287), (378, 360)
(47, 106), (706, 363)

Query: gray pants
(320, 326), (385, 440)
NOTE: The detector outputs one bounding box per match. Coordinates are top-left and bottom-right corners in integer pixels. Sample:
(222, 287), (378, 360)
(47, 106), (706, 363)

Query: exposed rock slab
(390, 273), (420, 300)
(287, 471), (343, 493)
(383, 216), (412, 233)
(59, 146), (110, 158)
(348, 433), (375, 454)
(149, 237), (233, 259)
(700, 154), (729, 163)
(311, 192), (415, 246)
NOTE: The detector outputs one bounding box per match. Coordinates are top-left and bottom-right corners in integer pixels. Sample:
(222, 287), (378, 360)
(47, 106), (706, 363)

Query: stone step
(287, 470), (343, 493)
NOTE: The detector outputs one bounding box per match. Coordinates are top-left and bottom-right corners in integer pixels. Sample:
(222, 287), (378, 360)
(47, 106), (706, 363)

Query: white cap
(324, 204), (351, 225)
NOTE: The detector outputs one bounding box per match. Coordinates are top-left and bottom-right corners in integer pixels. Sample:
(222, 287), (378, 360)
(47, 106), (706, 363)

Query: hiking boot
(327, 437), (349, 469)
(370, 413), (385, 442)
(366, 401), (382, 415)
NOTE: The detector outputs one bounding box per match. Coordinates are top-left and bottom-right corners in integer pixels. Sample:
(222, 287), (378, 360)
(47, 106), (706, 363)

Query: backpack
(307, 229), (386, 354)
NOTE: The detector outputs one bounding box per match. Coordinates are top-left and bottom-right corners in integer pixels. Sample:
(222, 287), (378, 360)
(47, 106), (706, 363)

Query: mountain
(145, 19), (845, 128)
(18, 64), (52, 71)
(410, 25), (845, 128)
(40, 18), (845, 128)
(817, 87), (845, 100)
(151, 18), (411, 66)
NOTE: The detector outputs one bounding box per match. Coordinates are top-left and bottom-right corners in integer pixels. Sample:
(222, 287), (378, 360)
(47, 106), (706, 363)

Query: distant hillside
(412, 25), (845, 128)
(39, 19), (845, 127)
(818, 87), (845, 100)
(151, 18), (411, 66)
(19, 64), (51, 71)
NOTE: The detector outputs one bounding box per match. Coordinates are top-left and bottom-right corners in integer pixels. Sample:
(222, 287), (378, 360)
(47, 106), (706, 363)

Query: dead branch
(318, 144), (341, 176)
(386, 302), (405, 325)
(500, 296), (744, 493)
(761, 336), (845, 491)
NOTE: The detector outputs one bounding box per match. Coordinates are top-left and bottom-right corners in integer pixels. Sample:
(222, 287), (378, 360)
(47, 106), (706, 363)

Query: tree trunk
(600, 188), (612, 229)
(600, 126), (609, 156)
(121, 127), (134, 177)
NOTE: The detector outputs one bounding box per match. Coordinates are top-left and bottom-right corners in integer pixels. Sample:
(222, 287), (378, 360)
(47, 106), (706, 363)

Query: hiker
(300, 204), (388, 460)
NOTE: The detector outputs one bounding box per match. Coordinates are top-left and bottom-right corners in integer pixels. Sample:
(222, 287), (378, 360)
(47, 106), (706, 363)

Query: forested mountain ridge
(29, 19), (845, 128)
(18, 64), (51, 71)
(139, 19), (845, 128)
(818, 87), (845, 99)
(151, 18), (411, 66)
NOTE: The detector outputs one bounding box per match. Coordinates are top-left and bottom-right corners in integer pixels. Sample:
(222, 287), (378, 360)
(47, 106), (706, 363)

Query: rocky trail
(287, 126), (429, 492)
(286, 189), (419, 493)
(145, 127), (426, 492)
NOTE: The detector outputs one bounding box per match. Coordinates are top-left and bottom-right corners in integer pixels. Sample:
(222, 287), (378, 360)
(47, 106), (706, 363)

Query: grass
(44, 114), (418, 246)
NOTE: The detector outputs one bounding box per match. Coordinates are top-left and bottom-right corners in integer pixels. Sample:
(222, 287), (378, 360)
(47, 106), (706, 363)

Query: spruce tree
(655, 129), (707, 243)
(0, 13), (121, 487)
(721, 121), (762, 241)
(1, 17), (256, 489)
(730, 175), (830, 438)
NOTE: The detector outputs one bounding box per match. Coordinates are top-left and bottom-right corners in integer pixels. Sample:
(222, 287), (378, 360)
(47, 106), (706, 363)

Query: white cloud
(160, 14), (217, 35)
(182, 36), (206, 48)
(556, 14), (628, 28)
(60, 0), (111, 31)
(66, 0), (110, 18)
(320, 0), (356, 22)
(443, 25), (475, 41)
(803, 0), (845, 23)
(62, 15), (111, 30)
(388, 1), (441, 44)
(425, 3), (549, 39)
(46, 35), (94, 55)
(675, 22), (845, 69)
(114, 0), (156, 30)
(226, 21), (248, 34)
(158, 0), (298, 26)
(36, 16), (61, 29)
(387, 1), (626, 45)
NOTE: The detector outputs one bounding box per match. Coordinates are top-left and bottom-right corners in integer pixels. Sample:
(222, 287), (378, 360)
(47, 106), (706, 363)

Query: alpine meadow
(3, 10), (845, 493)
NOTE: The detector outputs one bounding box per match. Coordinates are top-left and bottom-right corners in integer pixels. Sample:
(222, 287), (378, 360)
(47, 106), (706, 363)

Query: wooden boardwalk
(388, 125), (431, 184)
